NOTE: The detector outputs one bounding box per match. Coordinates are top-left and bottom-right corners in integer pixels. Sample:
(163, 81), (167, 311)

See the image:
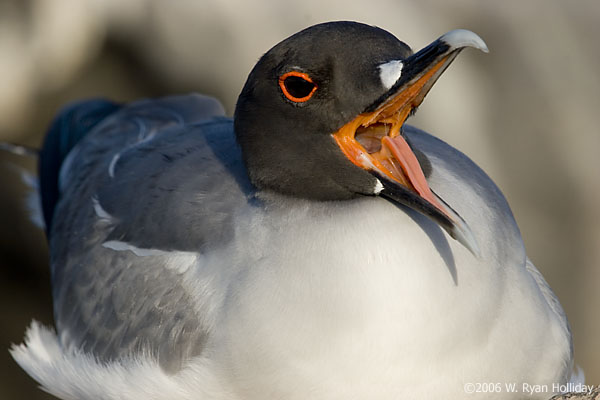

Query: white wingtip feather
(10, 321), (219, 400)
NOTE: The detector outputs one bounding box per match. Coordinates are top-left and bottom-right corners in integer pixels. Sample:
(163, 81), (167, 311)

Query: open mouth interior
(355, 123), (389, 153)
(353, 117), (413, 189)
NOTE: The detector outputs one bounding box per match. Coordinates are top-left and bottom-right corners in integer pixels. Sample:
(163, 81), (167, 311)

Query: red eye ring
(278, 71), (318, 103)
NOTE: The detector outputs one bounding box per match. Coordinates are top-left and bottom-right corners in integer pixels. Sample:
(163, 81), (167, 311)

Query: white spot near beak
(378, 60), (404, 90)
(373, 179), (384, 194)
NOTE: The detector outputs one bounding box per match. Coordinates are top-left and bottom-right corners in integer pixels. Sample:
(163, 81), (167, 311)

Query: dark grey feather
(49, 94), (251, 373)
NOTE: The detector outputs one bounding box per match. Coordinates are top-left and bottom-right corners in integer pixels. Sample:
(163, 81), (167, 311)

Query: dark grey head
(234, 21), (488, 255)
(235, 22), (413, 200)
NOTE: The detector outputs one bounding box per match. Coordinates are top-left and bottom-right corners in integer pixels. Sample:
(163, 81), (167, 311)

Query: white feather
(373, 179), (384, 194)
(378, 60), (403, 90)
(102, 240), (199, 274)
(17, 167), (45, 229)
(10, 321), (232, 400)
(108, 152), (120, 178)
(91, 197), (113, 223)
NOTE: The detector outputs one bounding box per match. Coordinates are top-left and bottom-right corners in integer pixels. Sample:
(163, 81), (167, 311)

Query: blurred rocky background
(1, 0), (598, 399)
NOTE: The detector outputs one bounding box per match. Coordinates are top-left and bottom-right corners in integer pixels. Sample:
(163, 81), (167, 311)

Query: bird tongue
(382, 135), (450, 219)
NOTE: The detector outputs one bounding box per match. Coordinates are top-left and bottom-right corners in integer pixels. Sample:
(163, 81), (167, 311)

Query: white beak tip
(451, 221), (482, 259)
(439, 29), (489, 54)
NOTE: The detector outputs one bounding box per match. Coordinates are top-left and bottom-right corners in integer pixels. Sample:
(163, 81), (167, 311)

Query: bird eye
(279, 71), (317, 103)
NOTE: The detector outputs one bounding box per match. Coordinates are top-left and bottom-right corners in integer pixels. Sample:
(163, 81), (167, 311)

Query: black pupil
(284, 76), (315, 99)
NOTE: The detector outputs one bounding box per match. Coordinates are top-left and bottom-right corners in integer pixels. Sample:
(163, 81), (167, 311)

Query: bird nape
(10, 21), (574, 400)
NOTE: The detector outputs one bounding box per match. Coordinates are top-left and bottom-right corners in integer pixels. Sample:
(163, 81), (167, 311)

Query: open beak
(332, 29), (488, 257)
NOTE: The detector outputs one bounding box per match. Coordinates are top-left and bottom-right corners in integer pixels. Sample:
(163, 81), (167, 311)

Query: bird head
(234, 21), (488, 256)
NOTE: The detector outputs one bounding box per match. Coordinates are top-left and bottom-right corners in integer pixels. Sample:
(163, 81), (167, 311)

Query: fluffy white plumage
(11, 321), (231, 400)
(11, 179), (575, 399)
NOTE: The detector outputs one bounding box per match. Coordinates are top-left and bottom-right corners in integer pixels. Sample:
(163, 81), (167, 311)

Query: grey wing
(49, 94), (252, 372)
